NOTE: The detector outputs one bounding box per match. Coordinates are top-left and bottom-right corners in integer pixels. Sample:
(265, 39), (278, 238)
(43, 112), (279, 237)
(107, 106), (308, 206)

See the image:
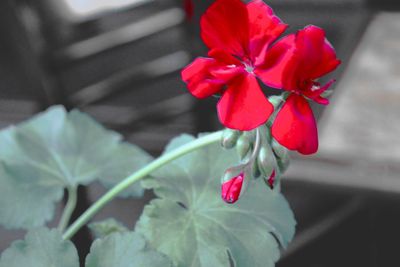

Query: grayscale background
(0, 0), (399, 266)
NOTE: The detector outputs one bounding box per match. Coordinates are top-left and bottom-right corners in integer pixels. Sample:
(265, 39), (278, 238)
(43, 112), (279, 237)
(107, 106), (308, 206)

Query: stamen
(310, 83), (320, 91)
(244, 63), (254, 73)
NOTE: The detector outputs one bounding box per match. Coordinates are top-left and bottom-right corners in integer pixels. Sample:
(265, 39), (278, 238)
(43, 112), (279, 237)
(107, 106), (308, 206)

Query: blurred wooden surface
(286, 13), (400, 195)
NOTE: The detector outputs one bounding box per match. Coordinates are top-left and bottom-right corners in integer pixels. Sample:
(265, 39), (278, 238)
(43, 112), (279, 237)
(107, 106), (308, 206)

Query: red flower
(261, 26), (341, 154)
(181, 0), (287, 130)
(221, 173), (244, 204)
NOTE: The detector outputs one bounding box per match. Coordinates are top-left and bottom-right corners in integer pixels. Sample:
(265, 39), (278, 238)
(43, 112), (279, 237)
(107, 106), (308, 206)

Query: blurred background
(0, 0), (399, 266)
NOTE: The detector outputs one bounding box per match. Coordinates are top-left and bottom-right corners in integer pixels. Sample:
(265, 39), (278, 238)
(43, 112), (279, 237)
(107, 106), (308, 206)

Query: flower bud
(257, 145), (275, 178)
(251, 159), (261, 179)
(264, 170), (276, 189)
(277, 156), (290, 173)
(243, 130), (256, 142)
(221, 168), (245, 204)
(236, 135), (251, 160)
(221, 129), (241, 149)
(271, 139), (290, 173)
(271, 139), (288, 159)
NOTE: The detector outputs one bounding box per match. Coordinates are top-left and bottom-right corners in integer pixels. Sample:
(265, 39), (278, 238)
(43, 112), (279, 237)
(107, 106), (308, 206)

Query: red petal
(296, 25), (341, 79)
(208, 49), (245, 81)
(255, 33), (296, 89)
(208, 49), (242, 66)
(304, 79), (335, 105)
(208, 49), (246, 83)
(181, 57), (225, 99)
(221, 173), (244, 204)
(247, 0), (287, 62)
(200, 0), (249, 57)
(217, 74), (273, 131)
(257, 26), (340, 96)
(272, 94), (318, 155)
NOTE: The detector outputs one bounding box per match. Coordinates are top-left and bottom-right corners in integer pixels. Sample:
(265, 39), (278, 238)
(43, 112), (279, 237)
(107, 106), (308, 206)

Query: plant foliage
(0, 106), (152, 229)
(136, 134), (296, 267)
(0, 228), (173, 267)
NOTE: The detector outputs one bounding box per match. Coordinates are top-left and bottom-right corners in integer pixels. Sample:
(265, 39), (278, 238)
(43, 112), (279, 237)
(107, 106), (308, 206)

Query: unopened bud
(221, 129), (241, 149)
(271, 139), (288, 159)
(243, 130), (256, 143)
(277, 156), (290, 173)
(271, 139), (290, 173)
(236, 135), (251, 160)
(221, 173), (244, 204)
(257, 145), (275, 178)
(252, 160), (261, 179)
(264, 170), (276, 189)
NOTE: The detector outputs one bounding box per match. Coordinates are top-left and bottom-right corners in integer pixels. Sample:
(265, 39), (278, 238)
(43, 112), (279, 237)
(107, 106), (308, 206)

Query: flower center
(310, 83), (320, 92)
(299, 79), (320, 93)
(244, 63), (254, 74)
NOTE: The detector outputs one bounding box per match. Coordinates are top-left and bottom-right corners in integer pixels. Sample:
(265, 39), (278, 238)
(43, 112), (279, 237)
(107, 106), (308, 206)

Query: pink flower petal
(217, 74), (274, 131)
(272, 94), (318, 155)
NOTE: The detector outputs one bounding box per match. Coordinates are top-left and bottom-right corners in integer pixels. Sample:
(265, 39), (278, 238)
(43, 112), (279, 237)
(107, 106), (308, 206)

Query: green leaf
(0, 106), (152, 229)
(137, 134), (296, 267)
(0, 228), (79, 267)
(0, 164), (63, 229)
(98, 142), (153, 198)
(85, 232), (175, 267)
(0, 229), (174, 267)
(89, 218), (129, 239)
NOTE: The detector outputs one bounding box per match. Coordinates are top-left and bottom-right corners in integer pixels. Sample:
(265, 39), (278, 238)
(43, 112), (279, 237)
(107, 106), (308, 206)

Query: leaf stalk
(58, 186), (78, 232)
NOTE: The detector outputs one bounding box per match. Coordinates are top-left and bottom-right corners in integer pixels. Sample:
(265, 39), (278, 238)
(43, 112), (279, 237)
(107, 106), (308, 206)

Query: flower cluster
(182, 0), (340, 155)
(219, 127), (289, 203)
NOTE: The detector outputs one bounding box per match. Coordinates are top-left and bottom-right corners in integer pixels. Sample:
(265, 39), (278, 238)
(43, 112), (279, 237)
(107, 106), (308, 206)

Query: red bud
(221, 173), (244, 204)
(267, 170), (276, 189)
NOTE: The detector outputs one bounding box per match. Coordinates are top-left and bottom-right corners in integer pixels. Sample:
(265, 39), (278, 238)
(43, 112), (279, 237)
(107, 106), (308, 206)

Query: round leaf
(85, 232), (174, 267)
(89, 218), (129, 239)
(0, 106), (152, 229)
(0, 228), (79, 267)
(0, 164), (63, 229)
(137, 134), (296, 267)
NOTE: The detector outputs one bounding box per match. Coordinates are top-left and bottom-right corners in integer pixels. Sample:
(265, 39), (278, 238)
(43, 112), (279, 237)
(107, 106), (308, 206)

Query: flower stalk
(62, 131), (223, 240)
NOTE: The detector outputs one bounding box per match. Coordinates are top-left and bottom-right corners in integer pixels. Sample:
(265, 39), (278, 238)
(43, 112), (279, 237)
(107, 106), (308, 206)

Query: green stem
(58, 186), (78, 232)
(62, 131), (223, 240)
